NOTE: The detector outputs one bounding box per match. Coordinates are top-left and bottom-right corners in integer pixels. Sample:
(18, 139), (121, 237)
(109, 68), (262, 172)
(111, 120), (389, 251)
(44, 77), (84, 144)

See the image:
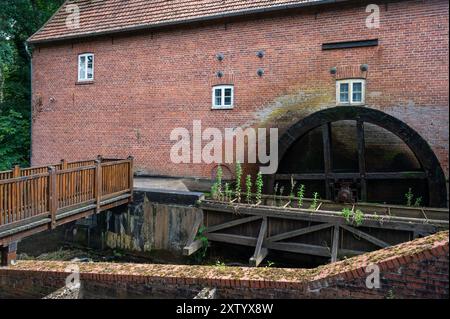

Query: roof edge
(28, 0), (345, 45)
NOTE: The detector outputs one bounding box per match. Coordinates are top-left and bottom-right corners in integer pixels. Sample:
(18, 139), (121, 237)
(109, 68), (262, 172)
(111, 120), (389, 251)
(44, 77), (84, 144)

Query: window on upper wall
(336, 79), (365, 106)
(212, 85), (234, 109)
(78, 53), (94, 82)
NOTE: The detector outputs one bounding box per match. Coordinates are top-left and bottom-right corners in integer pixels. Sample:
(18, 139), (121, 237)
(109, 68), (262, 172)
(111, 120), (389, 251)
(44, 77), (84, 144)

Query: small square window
(78, 53), (94, 82)
(212, 85), (234, 109)
(336, 79), (365, 105)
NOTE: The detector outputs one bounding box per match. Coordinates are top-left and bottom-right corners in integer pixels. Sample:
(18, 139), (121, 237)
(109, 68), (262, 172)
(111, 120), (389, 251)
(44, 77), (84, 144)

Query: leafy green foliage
(309, 192), (319, 210)
(193, 225), (208, 263)
(353, 209), (364, 227)
(210, 166), (223, 200)
(255, 171), (263, 203)
(235, 161), (242, 202)
(341, 207), (365, 227)
(341, 207), (352, 223)
(0, 109), (30, 170)
(297, 184), (305, 208)
(289, 176), (297, 206)
(0, 0), (65, 169)
(245, 174), (252, 204)
(405, 188), (414, 207)
(414, 197), (422, 207)
(224, 182), (232, 202)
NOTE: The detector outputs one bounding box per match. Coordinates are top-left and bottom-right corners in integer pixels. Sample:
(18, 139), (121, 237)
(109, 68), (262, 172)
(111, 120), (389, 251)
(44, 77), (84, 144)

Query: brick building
(28, 0), (449, 206)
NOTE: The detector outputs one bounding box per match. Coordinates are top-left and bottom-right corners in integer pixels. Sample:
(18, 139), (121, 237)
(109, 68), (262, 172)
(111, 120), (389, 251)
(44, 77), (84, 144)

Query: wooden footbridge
(0, 157), (133, 265)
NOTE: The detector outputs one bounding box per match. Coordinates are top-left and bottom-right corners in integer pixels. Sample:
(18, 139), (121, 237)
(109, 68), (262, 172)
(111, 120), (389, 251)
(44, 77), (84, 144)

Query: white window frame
(336, 79), (366, 106)
(78, 53), (94, 82)
(212, 85), (234, 109)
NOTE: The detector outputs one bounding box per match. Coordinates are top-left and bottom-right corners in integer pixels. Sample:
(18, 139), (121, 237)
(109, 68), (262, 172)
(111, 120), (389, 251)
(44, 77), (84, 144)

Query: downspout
(24, 41), (33, 165)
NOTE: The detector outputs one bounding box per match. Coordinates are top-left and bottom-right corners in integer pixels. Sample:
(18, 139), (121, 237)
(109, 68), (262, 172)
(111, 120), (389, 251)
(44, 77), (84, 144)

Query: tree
(0, 0), (65, 169)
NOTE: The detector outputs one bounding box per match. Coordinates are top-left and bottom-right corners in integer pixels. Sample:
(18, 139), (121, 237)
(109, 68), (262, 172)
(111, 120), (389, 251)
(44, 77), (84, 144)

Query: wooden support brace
(340, 224), (390, 248)
(331, 225), (340, 263)
(95, 160), (102, 213)
(267, 223), (333, 242)
(48, 166), (57, 229)
(206, 215), (262, 234)
(249, 217), (268, 267)
(183, 212), (203, 256)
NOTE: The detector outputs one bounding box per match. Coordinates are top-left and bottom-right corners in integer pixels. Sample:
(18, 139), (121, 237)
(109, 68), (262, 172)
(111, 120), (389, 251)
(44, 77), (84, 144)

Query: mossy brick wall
(0, 232), (448, 299)
(30, 0), (449, 179)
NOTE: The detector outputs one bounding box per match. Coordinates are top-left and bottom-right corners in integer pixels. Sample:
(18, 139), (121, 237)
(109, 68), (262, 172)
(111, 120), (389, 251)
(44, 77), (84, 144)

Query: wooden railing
(0, 157), (133, 229)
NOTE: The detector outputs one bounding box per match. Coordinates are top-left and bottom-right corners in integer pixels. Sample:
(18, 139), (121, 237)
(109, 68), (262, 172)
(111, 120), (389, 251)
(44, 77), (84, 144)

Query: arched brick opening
(265, 106), (447, 208)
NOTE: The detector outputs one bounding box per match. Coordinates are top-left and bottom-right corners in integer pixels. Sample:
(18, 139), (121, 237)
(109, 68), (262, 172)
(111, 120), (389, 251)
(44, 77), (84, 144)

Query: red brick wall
(0, 231), (448, 299)
(30, 0), (449, 179)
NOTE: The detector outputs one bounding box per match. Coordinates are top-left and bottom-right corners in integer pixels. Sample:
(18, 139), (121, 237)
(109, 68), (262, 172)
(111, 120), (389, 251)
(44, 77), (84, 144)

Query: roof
(28, 0), (341, 44)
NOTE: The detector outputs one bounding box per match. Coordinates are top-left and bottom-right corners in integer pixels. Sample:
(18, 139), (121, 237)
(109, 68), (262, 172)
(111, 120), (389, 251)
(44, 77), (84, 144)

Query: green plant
(297, 184), (305, 208)
(309, 192), (319, 210)
(405, 188), (414, 207)
(414, 197), (422, 207)
(255, 171), (263, 203)
(353, 209), (364, 227)
(245, 175), (253, 203)
(235, 161), (242, 202)
(210, 182), (218, 200)
(215, 260), (226, 270)
(266, 260), (275, 268)
(224, 182), (232, 201)
(193, 225), (209, 262)
(289, 176), (297, 206)
(341, 208), (352, 223)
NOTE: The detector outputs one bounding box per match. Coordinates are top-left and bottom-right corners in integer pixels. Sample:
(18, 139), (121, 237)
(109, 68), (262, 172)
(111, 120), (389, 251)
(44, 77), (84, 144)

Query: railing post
(95, 159), (102, 213)
(128, 156), (134, 202)
(48, 166), (57, 229)
(61, 159), (67, 170)
(11, 165), (20, 222)
(12, 165), (20, 178)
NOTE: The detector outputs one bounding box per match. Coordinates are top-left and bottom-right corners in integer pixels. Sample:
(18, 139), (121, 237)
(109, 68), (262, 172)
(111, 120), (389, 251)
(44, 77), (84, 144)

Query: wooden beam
(356, 121), (367, 202)
(275, 171), (427, 181)
(322, 123), (332, 200)
(48, 166), (57, 229)
(265, 241), (331, 257)
(267, 223), (333, 242)
(249, 217), (268, 267)
(206, 233), (257, 247)
(183, 239), (203, 256)
(183, 213), (203, 256)
(331, 225), (340, 263)
(206, 215), (262, 233)
(340, 224), (390, 248)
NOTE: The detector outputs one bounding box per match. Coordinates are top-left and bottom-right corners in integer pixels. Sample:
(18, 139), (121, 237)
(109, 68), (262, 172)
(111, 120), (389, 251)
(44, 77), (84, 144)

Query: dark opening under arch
(265, 106), (447, 208)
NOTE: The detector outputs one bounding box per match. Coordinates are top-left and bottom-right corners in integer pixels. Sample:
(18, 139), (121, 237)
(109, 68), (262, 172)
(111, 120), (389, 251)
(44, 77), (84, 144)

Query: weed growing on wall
(310, 192), (320, 210)
(246, 175), (253, 204)
(235, 162), (242, 203)
(255, 171), (263, 203)
(297, 184), (305, 208)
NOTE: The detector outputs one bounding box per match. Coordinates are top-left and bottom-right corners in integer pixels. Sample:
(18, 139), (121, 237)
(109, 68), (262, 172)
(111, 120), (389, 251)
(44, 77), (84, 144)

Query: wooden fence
(0, 158), (133, 229)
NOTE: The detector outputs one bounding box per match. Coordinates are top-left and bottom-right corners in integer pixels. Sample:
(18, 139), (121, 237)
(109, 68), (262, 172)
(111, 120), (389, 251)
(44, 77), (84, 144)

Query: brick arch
(266, 106), (447, 207)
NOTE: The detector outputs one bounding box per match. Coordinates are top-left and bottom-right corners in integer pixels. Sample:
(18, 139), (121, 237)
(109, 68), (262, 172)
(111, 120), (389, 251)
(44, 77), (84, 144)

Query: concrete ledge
(133, 188), (204, 206)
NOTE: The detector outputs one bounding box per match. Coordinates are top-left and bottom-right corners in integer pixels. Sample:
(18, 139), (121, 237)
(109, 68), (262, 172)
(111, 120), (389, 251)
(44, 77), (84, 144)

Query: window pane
(87, 55), (93, 79)
(79, 56), (86, 80)
(353, 92), (362, 102)
(224, 88), (232, 97)
(214, 89), (222, 106)
(224, 97), (232, 105)
(352, 82), (362, 102)
(340, 83), (349, 102)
